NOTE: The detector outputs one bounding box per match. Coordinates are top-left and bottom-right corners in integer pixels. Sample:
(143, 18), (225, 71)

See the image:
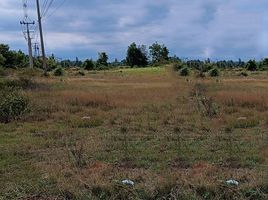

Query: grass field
(0, 66), (267, 199)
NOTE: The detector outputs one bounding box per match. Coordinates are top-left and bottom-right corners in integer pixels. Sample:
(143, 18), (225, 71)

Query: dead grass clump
(66, 140), (87, 168)
(191, 83), (219, 118)
(227, 117), (260, 129)
(215, 91), (268, 111)
(60, 91), (116, 110)
(70, 117), (104, 128)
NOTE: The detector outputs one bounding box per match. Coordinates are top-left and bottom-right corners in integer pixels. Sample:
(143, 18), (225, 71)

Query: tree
(0, 44), (28, 68)
(262, 58), (268, 66)
(126, 42), (148, 67)
(149, 42), (169, 63)
(47, 54), (57, 70)
(97, 52), (108, 66)
(0, 54), (6, 67)
(247, 60), (257, 71)
(83, 59), (95, 70)
(75, 57), (83, 67)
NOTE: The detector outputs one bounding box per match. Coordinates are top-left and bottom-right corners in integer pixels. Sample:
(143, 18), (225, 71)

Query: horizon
(0, 0), (268, 61)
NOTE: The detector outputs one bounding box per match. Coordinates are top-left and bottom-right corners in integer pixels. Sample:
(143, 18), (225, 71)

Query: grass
(0, 66), (267, 199)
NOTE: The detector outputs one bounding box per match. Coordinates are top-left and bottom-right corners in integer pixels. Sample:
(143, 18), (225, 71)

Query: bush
(0, 77), (36, 90)
(0, 67), (7, 77)
(180, 67), (190, 76)
(209, 68), (220, 77)
(53, 67), (64, 76)
(83, 59), (95, 70)
(77, 71), (85, 76)
(0, 88), (29, 123)
(240, 71), (248, 77)
(172, 62), (184, 71)
(247, 60), (257, 71)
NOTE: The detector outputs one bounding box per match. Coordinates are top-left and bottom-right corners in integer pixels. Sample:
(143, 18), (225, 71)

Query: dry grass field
(0, 67), (267, 199)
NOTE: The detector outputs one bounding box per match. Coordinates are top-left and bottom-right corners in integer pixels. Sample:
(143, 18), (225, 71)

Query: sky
(0, 0), (268, 61)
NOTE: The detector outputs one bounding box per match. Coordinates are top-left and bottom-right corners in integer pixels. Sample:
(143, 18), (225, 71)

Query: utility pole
(36, 0), (47, 75)
(33, 43), (40, 58)
(20, 21), (35, 68)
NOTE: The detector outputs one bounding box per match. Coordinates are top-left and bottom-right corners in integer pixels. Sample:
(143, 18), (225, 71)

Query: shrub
(209, 68), (220, 77)
(53, 67), (64, 76)
(247, 60), (257, 71)
(0, 67), (7, 77)
(240, 71), (248, 77)
(198, 96), (219, 117)
(77, 71), (85, 76)
(0, 88), (29, 123)
(83, 59), (95, 70)
(172, 62), (184, 71)
(0, 77), (36, 90)
(180, 67), (190, 76)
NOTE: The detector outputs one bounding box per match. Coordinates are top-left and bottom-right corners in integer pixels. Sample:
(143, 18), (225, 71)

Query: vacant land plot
(0, 67), (267, 199)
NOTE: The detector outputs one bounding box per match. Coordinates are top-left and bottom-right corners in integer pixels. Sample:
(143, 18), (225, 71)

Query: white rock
(226, 179), (239, 186)
(237, 117), (247, 120)
(82, 116), (91, 120)
(122, 179), (134, 186)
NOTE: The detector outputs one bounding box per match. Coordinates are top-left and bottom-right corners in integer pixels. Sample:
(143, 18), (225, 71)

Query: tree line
(1, 43), (267, 72)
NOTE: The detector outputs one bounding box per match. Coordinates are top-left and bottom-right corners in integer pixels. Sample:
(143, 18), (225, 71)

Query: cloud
(0, 0), (267, 60)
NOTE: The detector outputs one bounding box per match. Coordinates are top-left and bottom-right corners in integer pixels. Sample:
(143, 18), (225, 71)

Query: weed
(209, 67), (220, 77)
(198, 96), (219, 117)
(66, 140), (87, 168)
(54, 67), (64, 76)
(0, 88), (29, 123)
(227, 117), (260, 129)
(180, 67), (190, 76)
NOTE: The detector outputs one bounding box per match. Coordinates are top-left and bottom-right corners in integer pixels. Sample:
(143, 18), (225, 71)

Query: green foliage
(83, 59), (95, 70)
(172, 62), (184, 71)
(0, 67), (7, 77)
(149, 42), (169, 64)
(0, 88), (29, 123)
(0, 53), (6, 67)
(259, 58), (268, 71)
(126, 42), (148, 67)
(97, 52), (108, 67)
(209, 67), (220, 77)
(180, 67), (190, 76)
(0, 76), (37, 90)
(0, 44), (28, 68)
(53, 67), (64, 76)
(47, 54), (58, 71)
(247, 60), (257, 71)
(202, 62), (214, 72)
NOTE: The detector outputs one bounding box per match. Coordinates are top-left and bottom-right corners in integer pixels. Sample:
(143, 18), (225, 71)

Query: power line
(41, 0), (54, 19)
(41, 0), (49, 17)
(45, 0), (66, 19)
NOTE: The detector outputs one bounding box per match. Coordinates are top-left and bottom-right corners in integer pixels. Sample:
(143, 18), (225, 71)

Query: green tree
(47, 54), (57, 70)
(149, 42), (169, 63)
(97, 52), (108, 67)
(83, 59), (95, 70)
(75, 57), (83, 67)
(260, 58), (268, 70)
(126, 42), (148, 67)
(0, 44), (27, 68)
(247, 60), (257, 71)
(0, 54), (6, 67)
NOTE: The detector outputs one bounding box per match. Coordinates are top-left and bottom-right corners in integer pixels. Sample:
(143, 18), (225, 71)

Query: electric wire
(45, 0), (66, 19)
